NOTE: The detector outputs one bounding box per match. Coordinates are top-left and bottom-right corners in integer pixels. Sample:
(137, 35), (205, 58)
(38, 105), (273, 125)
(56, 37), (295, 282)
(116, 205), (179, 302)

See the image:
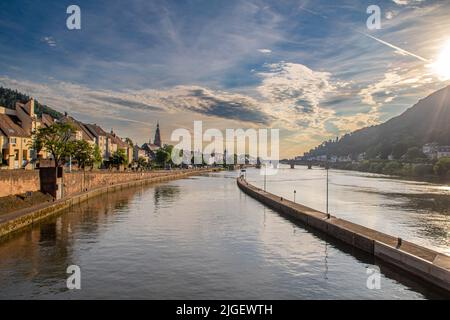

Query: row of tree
(32, 122), (241, 170)
(32, 122), (126, 169)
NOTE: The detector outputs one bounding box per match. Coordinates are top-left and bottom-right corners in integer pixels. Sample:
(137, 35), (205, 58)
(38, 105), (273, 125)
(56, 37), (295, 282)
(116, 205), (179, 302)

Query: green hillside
(0, 87), (63, 119)
(306, 85), (450, 160)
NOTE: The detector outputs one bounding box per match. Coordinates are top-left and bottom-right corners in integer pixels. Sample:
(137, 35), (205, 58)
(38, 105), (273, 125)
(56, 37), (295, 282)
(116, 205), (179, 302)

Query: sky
(0, 0), (450, 158)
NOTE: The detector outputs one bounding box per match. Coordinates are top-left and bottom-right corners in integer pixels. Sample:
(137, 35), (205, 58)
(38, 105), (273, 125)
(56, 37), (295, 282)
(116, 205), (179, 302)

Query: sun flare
(432, 39), (450, 80)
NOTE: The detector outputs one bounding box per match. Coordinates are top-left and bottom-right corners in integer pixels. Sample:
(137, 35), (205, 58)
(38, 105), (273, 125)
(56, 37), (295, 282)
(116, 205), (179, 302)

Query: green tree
(71, 140), (96, 170)
(137, 156), (148, 169)
(383, 161), (403, 175)
(413, 164), (433, 177)
(125, 137), (134, 147)
(391, 142), (408, 160)
(28, 129), (44, 160)
(93, 145), (103, 168)
(404, 147), (426, 161)
(155, 148), (170, 167)
(112, 148), (128, 166)
(33, 122), (74, 167)
(434, 157), (450, 178)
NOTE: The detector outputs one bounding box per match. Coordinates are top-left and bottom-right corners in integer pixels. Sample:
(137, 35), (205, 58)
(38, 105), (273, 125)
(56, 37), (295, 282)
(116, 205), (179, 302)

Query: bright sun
(432, 39), (450, 80)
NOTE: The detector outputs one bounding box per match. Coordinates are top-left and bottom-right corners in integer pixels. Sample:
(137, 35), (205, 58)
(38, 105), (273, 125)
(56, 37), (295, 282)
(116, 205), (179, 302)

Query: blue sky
(1, 0), (450, 157)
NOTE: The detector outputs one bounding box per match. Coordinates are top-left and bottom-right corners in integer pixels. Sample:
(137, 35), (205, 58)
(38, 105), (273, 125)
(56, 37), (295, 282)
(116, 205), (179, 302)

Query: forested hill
(306, 85), (450, 159)
(0, 87), (63, 119)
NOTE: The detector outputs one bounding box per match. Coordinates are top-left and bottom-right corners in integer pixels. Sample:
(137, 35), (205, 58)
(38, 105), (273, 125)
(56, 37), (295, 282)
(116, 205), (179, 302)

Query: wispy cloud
(392, 0), (426, 6)
(41, 36), (56, 47)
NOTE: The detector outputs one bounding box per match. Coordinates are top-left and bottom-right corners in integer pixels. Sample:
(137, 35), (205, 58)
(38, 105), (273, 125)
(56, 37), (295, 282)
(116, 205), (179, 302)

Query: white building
(437, 146), (450, 159)
(422, 143), (439, 159)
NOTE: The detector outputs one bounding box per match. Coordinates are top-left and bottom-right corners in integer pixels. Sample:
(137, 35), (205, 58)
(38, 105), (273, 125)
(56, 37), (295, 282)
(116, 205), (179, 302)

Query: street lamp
(264, 162), (267, 192)
(325, 162), (329, 217)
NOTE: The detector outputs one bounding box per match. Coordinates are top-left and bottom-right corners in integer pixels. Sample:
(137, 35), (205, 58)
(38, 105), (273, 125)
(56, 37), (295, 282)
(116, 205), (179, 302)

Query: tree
(155, 148), (170, 167)
(112, 148), (128, 166)
(392, 142), (408, 160)
(71, 140), (94, 170)
(33, 122), (74, 167)
(404, 147), (426, 161)
(28, 130), (44, 160)
(125, 137), (134, 147)
(93, 145), (102, 168)
(434, 157), (450, 178)
(137, 156), (148, 169)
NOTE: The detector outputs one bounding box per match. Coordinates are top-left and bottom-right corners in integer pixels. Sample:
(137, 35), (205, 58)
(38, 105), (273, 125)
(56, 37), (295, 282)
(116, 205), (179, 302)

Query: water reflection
(247, 166), (450, 254)
(153, 184), (181, 209)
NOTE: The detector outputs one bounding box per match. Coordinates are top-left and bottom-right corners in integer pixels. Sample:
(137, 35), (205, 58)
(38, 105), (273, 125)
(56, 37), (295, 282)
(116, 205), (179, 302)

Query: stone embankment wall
(237, 177), (450, 293)
(0, 170), (196, 198)
(63, 171), (184, 197)
(0, 170), (40, 197)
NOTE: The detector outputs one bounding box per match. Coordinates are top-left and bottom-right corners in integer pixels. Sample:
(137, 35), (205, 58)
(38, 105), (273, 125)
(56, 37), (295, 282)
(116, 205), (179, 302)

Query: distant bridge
(279, 159), (328, 168)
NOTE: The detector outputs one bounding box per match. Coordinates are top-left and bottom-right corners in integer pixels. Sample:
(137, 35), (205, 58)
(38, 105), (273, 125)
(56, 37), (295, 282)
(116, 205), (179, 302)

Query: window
(9, 138), (17, 144)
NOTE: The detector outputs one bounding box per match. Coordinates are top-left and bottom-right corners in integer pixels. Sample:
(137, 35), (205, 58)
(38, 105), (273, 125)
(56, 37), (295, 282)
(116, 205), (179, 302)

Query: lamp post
(326, 162), (329, 216)
(294, 190), (296, 203)
(264, 162), (267, 192)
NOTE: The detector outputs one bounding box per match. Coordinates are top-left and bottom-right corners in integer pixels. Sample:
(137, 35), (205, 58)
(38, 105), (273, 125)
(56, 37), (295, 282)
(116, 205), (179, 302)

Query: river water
(247, 165), (449, 254)
(0, 169), (448, 299)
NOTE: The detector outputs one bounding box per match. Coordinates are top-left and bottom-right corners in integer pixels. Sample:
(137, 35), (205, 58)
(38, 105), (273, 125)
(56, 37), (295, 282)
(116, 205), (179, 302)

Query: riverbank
(237, 177), (450, 293)
(0, 168), (217, 239)
(327, 160), (450, 184)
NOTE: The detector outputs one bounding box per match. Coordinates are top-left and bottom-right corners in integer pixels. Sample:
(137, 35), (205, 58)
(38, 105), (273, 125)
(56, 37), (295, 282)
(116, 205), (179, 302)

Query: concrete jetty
(237, 177), (450, 293)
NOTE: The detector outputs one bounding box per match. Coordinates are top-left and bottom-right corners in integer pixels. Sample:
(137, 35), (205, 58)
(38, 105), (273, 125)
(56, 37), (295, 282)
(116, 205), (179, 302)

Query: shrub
(434, 157), (450, 177)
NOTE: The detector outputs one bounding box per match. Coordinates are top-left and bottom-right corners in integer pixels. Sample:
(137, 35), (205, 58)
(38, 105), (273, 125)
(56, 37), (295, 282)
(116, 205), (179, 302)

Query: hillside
(307, 85), (450, 159)
(0, 87), (63, 119)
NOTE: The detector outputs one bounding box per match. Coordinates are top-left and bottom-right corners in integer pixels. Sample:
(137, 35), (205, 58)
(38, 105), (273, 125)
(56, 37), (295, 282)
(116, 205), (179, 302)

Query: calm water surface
(247, 165), (450, 254)
(0, 170), (448, 299)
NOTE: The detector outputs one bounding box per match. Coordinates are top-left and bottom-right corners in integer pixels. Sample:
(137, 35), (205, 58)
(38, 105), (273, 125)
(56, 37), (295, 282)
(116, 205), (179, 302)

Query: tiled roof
(85, 123), (108, 137)
(62, 116), (95, 141)
(41, 114), (55, 128)
(0, 113), (29, 137)
(108, 133), (129, 149)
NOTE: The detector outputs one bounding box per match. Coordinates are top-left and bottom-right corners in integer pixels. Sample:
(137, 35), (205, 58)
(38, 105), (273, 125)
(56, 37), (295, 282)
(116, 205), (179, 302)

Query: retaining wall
(0, 170), (40, 197)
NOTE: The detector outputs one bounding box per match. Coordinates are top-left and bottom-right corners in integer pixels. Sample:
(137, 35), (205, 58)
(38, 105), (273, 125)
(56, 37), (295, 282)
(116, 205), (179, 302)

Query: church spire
(154, 121), (162, 147)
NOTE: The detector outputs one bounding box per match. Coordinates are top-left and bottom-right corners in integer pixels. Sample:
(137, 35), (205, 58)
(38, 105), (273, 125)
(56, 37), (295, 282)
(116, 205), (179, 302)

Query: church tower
(153, 122), (162, 147)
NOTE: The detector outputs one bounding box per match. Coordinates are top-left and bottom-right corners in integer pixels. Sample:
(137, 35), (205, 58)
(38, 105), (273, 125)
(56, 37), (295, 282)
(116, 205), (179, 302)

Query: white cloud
(358, 66), (435, 109)
(392, 0), (424, 5)
(41, 36), (56, 47)
(258, 48), (272, 54)
(256, 62), (339, 129)
(6, 59), (432, 156)
(385, 11), (398, 20)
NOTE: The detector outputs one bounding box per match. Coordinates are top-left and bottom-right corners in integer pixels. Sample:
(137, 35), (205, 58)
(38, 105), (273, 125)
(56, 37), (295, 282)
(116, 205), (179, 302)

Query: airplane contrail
(297, 5), (431, 63)
(358, 31), (431, 62)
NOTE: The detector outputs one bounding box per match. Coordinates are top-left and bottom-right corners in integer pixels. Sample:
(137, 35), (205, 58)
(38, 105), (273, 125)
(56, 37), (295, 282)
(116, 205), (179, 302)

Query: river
(0, 169), (448, 299)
